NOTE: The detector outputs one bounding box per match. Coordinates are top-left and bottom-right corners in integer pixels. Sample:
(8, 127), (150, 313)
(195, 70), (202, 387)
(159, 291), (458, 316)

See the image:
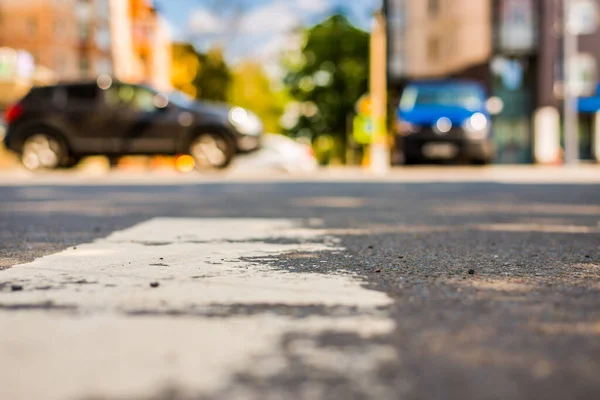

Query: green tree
(171, 43), (201, 98)
(228, 61), (287, 133)
(195, 48), (231, 102)
(171, 43), (231, 102)
(283, 15), (370, 163)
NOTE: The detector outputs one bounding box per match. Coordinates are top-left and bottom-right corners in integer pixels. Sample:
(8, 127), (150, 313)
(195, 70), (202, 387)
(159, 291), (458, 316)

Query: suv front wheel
(189, 132), (234, 170)
(21, 132), (67, 171)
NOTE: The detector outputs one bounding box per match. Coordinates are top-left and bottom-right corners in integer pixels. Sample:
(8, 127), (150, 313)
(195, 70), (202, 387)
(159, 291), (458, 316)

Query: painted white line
(0, 218), (394, 400)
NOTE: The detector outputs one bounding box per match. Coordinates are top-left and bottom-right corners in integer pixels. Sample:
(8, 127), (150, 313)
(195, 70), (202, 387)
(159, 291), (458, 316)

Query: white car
(233, 133), (318, 173)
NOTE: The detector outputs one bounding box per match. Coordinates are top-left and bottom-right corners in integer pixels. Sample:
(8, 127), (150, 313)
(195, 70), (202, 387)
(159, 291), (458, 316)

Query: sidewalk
(0, 164), (599, 186)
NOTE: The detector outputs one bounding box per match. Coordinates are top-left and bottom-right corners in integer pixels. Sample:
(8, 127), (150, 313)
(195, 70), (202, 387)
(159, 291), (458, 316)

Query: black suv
(3, 79), (263, 170)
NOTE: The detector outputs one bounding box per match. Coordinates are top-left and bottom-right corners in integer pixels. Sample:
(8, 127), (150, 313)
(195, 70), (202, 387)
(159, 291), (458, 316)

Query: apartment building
(0, 0), (171, 88)
(127, 0), (172, 90)
(106, 0), (171, 90)
(385, 0), (600, 163)
(386, 0), (492, 83)
(0, 0), (81, 79)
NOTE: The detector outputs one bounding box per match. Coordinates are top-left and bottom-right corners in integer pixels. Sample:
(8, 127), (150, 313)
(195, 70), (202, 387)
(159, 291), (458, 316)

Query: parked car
(396, 80), (494, 165)
(231, 133), (318, 173)
(2, 79), (263, 170)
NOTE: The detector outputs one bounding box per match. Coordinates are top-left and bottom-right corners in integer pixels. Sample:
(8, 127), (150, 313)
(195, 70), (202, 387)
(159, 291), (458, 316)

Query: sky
(154, 0), (381, 68)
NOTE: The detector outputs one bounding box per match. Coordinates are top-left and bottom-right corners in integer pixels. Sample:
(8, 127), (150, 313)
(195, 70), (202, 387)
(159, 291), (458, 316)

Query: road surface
(1, 167), (600, 400)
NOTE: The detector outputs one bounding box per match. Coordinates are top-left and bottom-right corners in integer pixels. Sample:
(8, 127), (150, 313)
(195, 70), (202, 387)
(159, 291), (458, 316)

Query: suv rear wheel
(21, 132), (67, 171)
(189, 132), (234, 169)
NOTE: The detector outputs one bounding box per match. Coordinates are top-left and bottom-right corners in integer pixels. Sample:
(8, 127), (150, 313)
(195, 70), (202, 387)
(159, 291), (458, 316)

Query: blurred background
(1, 0), (599, 171)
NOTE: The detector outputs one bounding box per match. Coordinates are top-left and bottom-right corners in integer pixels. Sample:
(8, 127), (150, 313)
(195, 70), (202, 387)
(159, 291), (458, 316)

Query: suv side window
(23, 87), (67, 108)
(104, 84), (157, 112)
(65, 85), (98, 104)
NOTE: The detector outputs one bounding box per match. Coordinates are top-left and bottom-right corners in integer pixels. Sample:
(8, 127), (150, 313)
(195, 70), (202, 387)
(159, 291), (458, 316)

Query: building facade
(385, 0), (600, 163)
(110, 0), (172, 90)
(386, 0), (492, 85)
(0, 0), (80, 80)
(0, 0), (171, 90)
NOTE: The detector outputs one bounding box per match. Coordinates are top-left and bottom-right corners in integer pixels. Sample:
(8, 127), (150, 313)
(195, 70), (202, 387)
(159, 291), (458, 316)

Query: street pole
(563, 0), (580, 165)
(369, 10), (390, 175)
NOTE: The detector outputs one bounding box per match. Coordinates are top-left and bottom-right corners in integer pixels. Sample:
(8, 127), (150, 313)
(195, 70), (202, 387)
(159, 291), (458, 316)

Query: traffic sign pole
(369, 11), (390, 175)
(564, 0), (581, 165)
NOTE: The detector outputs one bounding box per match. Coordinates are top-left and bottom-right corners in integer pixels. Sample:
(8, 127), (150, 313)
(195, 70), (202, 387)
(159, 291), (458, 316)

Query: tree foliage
(171, 43), (200, 97)
(283, 15), (370, 159)
(171, 43), (231, 102)
(227, 61), (288, 134)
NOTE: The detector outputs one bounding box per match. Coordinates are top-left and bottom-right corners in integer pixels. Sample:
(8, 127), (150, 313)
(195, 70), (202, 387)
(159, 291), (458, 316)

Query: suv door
(101, 84), (182, 155)
(62, 84), (116, 154)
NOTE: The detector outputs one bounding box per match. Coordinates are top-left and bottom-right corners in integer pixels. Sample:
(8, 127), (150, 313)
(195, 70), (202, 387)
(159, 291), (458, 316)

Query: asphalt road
(1, 167), (600, 400)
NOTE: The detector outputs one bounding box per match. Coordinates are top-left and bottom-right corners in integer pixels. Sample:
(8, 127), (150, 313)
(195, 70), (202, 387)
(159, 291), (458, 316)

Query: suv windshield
(168, 90), (195, 107)
(401, 85), (483, 111)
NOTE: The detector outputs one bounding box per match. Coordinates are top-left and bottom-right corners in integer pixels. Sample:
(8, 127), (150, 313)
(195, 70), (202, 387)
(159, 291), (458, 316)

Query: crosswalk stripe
(0, 218), (393, 400)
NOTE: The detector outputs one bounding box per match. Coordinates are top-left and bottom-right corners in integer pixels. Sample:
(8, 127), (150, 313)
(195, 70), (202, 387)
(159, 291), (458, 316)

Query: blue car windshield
(401, 86), (483, 111)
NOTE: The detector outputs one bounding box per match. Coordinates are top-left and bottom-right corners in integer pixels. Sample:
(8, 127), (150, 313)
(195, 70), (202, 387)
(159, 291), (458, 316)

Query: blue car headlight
(462, 113), (489, 139)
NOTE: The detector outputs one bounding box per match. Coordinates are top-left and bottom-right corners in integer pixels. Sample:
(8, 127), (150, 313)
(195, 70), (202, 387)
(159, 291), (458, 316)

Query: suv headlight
(229, 107), (263, 136)
(463, 113), (489, 139)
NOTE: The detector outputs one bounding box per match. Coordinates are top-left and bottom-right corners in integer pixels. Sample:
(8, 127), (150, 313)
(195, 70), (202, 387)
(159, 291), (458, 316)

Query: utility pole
(563, 0), (580, 165)
(369, 10), (390, 175)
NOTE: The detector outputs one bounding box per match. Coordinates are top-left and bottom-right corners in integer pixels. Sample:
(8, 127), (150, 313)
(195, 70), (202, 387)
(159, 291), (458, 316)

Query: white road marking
(0, 218), (394, 400)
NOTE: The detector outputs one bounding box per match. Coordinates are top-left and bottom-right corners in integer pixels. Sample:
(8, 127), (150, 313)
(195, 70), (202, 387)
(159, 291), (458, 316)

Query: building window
(80, 57), (89, 75)
(428, 0), (440, 16)
(96, 57), (112, 75)
(27, 17), (38, 35)
(54, 21), (65, 38)
(428, 36), (441, 63)
(76, 0), (92, 21)
(55, 55), (65, 73)
(79, 22), (90, 40)
(96, 27), (111, 50)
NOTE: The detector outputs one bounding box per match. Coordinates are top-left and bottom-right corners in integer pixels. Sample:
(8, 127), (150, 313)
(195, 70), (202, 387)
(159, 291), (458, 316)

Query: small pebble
(368, 245), (374, 249)
(150, 282), (160, 288)
(468, 269), (475, 275)
(11, 285), (23, 292)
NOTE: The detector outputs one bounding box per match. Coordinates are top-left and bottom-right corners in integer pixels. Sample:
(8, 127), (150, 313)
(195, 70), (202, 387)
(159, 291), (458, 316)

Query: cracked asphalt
(1, 167), (600, 399)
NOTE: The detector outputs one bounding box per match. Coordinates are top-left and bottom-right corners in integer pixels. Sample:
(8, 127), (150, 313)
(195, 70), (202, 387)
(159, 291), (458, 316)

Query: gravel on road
(1, 170), (599, 399)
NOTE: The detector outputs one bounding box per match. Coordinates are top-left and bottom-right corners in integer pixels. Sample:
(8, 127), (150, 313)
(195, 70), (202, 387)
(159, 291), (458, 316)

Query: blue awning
(578, 83), (600, 113)
(578, 96), (600, 113)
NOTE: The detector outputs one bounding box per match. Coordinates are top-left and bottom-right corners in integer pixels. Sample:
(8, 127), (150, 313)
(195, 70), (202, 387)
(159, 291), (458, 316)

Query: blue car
(397, 80), (493, 164)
